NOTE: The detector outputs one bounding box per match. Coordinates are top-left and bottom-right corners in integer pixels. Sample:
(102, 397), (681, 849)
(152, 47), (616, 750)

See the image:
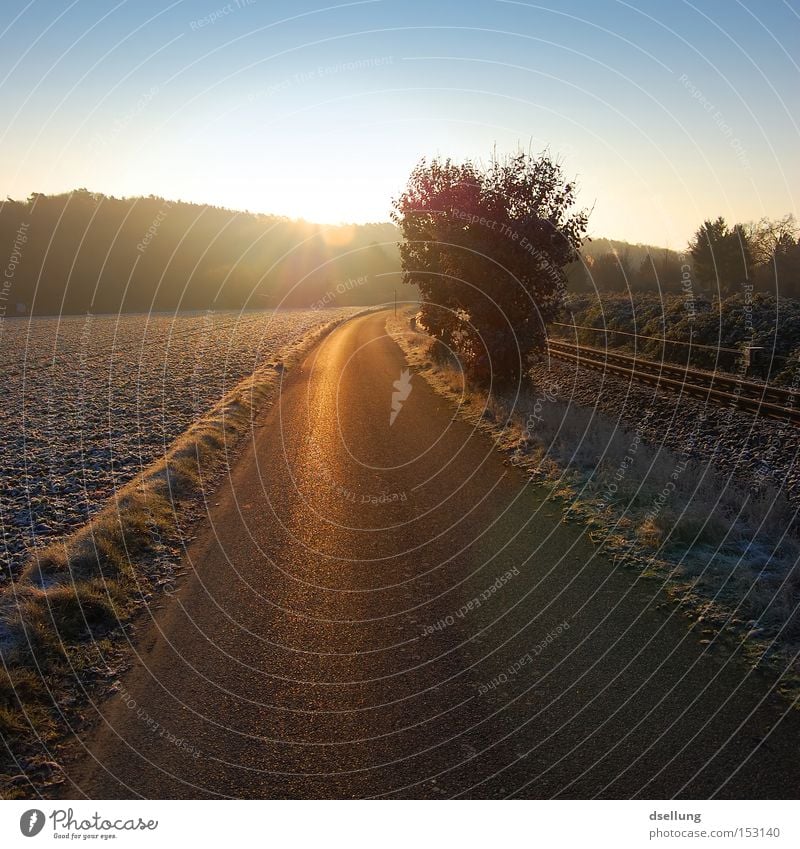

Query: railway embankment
(388, 309), (800, 694)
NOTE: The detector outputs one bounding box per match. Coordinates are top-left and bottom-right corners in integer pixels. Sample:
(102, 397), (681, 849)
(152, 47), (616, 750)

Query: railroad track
(547, 338), (800, 424)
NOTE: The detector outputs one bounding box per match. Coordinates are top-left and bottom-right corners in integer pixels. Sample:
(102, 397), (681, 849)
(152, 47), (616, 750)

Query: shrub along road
(60, 310), (800, 799)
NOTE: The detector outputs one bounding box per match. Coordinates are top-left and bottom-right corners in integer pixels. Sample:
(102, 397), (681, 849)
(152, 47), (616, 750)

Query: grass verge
(387, 308), (800, 698)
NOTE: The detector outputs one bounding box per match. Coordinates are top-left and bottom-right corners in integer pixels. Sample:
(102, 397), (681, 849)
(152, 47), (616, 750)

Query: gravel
(530, 354), (800, 504)
(0, 308), (362, 585)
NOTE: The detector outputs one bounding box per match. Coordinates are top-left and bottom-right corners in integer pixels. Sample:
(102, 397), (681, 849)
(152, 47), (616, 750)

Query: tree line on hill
(3, 188), (797, 319)
(569, 215), (800, 297)
(0, 190), (402, 316)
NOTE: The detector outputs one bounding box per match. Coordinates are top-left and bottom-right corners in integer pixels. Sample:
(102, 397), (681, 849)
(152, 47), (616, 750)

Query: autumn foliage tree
(392, 152), (588, 386)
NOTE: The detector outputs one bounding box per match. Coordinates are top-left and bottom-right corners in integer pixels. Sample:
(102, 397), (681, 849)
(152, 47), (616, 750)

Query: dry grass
(387, 309), (800, 680)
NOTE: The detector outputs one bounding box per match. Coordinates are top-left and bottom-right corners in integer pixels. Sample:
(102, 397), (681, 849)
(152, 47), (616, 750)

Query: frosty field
(0, 308), (362, 585)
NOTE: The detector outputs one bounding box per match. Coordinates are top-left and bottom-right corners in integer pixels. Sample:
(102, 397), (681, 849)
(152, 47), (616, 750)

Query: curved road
(61, 309), (800, 799)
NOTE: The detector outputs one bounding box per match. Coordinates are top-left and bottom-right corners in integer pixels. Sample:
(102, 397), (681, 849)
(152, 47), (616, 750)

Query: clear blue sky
(1, 0), (798, 247)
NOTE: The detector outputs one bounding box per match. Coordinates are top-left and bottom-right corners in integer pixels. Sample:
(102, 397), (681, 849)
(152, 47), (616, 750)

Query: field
(0, 308), (363, 586)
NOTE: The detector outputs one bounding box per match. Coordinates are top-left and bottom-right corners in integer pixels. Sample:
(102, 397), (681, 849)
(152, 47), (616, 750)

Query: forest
(0, 190), (402, 315)
(569, 216), (800, 297)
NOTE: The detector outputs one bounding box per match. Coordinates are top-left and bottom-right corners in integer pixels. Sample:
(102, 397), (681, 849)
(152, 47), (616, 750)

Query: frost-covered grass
(563, 291), (800, 382)
(0, 307), (365, 794)
(387, 309), (800, 682)
(0, 308), (362, 585)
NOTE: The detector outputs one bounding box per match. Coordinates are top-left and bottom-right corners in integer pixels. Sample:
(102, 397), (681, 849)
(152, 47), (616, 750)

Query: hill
(0, 189), (690, 316)
(0, 190), (403, 316)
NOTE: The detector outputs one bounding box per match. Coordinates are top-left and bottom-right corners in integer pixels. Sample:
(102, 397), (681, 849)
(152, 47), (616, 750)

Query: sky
(0, 0), (798, 247)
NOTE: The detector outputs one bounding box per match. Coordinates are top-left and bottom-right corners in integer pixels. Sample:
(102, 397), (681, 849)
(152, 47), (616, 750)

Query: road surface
(60, 310), (800, 798)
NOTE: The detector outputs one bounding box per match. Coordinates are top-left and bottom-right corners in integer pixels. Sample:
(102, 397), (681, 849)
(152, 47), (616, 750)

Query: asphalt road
(61, 310), (800, 799)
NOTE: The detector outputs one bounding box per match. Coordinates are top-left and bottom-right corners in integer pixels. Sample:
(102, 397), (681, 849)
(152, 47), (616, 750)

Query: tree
(392, 151), (588, 386)
(744, 215), (800, 296)
(587, 251), (632, 291)
(773, 234), (800, 297)
(745, 214), (798, 266)
(688, 217), (753, 295)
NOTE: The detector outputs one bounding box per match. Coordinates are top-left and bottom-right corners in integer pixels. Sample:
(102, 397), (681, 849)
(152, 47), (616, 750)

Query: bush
(393, 151), (588, 386)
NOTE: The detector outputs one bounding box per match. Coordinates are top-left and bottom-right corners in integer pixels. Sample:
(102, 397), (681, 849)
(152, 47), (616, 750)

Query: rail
(546, 339), (800, 424)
